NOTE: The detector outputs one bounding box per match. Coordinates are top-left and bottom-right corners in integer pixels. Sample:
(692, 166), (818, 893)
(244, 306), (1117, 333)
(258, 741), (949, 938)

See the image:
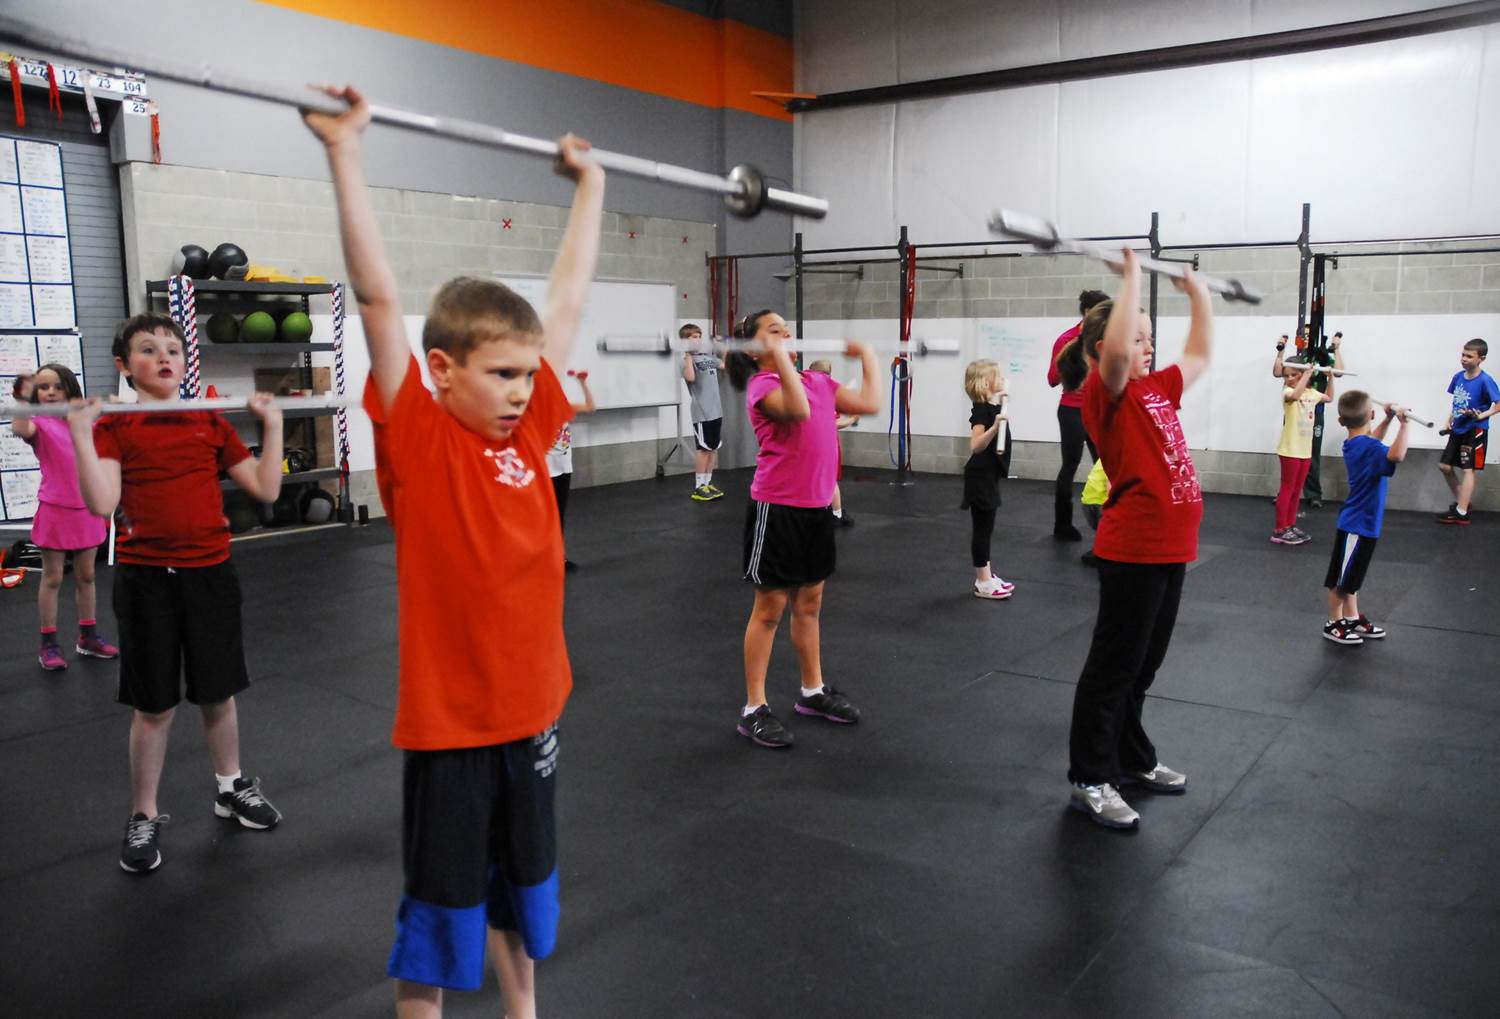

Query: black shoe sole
(794, 703), (859, 723)
(120, 852), (162, 874)
(736, 724), (793, 748)
(1067, 800), (1139, 829)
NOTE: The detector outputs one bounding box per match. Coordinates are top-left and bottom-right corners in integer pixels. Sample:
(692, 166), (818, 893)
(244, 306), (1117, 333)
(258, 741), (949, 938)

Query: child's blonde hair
(807, 359), (832, 374)
(964, 359), (999, 402)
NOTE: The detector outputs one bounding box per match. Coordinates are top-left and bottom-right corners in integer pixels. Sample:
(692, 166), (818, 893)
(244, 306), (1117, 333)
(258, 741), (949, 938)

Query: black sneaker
(795, 685), (861, 724)
(564, 559), (579, 572)
(1053, 524), (1083, 542)
(836, 513), (854, 529)
(1436, 508), (1471, 526)
(1080, 550), (1099, 566)
(214, 777), (282, 830)
(737, 705), (794, 748)
(1322, 620), (1363, 646)
(120, 813), (168, 874)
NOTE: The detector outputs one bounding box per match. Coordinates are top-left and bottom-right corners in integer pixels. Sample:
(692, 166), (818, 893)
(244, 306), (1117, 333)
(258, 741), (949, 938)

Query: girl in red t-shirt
(1066, 251), (1212, 831)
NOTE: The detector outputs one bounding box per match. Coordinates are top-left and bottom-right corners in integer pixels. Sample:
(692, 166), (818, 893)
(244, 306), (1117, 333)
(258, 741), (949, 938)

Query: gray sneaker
(1069, 782), (1140, 829)
(1122, 762), (1187, 795)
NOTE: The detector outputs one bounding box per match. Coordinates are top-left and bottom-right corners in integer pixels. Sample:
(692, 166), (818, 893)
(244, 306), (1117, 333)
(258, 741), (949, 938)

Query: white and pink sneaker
(974, 577), (1014, 600)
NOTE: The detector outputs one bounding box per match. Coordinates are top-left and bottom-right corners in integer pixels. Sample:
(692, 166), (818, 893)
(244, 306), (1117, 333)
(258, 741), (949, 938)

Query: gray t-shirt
(687, 352), (723, 423)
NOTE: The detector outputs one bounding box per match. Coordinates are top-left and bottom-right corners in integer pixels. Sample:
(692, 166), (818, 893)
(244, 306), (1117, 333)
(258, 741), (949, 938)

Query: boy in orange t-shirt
(305, 88), (604, 1018)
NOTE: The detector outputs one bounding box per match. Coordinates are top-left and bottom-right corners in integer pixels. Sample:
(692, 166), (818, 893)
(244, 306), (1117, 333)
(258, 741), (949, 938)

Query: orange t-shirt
(365, 356), (573, 750)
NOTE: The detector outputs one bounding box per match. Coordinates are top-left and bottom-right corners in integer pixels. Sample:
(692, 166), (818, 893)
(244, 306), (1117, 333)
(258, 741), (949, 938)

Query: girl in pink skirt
(10, 366), (117, 671)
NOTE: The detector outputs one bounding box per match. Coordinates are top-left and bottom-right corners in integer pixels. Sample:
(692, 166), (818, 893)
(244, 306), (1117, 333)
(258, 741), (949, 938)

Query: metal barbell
(12, 394), (358, 417)
(989, 209), (1263, 304)
(0, 14), (828, 220)
(597, 335), (962, 356)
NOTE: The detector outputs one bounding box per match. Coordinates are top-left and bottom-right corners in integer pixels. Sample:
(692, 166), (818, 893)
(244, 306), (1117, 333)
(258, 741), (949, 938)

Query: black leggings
(551, 472), (571, 529)
(1067, 560), (1185, 786)
(1055, 405), (1098, 529)
(969, 505), (996, 568)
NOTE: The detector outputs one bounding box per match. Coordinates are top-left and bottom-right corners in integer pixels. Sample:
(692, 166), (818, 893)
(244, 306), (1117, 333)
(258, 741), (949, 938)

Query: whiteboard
(496, 275), (679, 410)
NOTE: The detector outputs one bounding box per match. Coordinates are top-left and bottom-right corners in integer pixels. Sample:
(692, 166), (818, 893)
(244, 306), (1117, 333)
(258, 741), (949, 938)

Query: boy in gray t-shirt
(682, 323), (725, 501)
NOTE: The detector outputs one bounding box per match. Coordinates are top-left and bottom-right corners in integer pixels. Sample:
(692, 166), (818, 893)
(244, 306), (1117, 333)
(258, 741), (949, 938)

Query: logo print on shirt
(1143, 391), (1202, 506)
(483, 447), (535, 488)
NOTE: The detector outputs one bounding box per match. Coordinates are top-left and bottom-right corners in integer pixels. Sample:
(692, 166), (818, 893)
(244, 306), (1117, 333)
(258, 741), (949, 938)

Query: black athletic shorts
(114, 560), (250, 713)
(1324, 530), (1378, 595)
(389, 725), (561, 991)
(1440, 428), (1487, 471)
(742, 499), (835, 588)
(693, 418), (723, 452)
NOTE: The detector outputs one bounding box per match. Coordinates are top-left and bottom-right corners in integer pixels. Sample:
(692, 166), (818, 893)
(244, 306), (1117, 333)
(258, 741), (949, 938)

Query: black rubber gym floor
(3, 469), (1497, 1017)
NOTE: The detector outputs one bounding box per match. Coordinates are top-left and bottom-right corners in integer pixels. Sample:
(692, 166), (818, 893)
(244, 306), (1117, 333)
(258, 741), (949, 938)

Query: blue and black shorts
(1325, 530), (1378, 595)
(388, 726), (560, 991)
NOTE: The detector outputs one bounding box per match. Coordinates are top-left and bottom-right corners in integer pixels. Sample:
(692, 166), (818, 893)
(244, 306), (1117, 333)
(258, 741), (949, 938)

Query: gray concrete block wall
(121, 162), (716, 323)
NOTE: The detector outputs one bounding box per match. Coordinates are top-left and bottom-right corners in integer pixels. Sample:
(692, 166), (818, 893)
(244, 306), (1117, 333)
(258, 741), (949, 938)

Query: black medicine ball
(208, 242), (249, 280)
(171, 244), (210, 279)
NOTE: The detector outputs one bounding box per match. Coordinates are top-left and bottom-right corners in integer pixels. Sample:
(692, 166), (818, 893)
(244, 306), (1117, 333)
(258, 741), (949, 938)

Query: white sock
(1457, 506), (1468, 516)
(801, 685), (824, 698)
(216, 770), (242, 794)
(703, 471), (713, 486)
(832, 508), (842, 518)
(742, 703), (766, 717)
(695, 473), (708, 488)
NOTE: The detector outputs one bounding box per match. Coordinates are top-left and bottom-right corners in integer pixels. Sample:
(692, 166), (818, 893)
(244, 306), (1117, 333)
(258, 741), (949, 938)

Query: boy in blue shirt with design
(1323, 391), (1409, 645)
(1437, 337), (1499, 525)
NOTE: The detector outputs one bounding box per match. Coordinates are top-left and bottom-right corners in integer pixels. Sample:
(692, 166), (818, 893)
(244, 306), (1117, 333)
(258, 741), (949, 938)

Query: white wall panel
(1059, 0), (1250, 58)
(1471, 24), (1500, 227)
(796, 0), (898, 93)
(796, 3), (1500, 244)
(1245, 33), (1486, 240)
(796, 105), (898, 248)
(894, 0), (1061, 81)
(1247, 0), (1456, 33)
(894, 88), (1060, 242)
(1056, 63), (1253, 240)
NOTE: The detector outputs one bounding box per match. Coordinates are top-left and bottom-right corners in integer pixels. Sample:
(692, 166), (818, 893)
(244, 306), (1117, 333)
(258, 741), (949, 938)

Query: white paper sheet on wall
(0, 143), (17, 184)
(0, 284), (30, 327)
(0, 429), (37, 470)
(31, 286), (76, 327)
(0, 235), (26, 280)
(1, 468), (40, 519)
(0, 186), (21, 235)
(16, 141), (63, 187)
(20, 187), (66, 236)
(25, 236), (71, 283)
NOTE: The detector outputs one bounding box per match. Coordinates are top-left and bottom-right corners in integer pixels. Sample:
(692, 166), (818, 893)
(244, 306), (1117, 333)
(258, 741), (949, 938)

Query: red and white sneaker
(1344, 615), (1386, 640)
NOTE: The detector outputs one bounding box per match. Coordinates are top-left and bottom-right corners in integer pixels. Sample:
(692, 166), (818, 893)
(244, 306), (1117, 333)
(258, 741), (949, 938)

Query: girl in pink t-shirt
(724, 310), (879, 749)
(9, 365), (117, 671)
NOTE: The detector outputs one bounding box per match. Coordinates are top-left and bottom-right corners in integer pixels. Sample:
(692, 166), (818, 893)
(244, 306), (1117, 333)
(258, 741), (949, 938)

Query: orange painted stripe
(255, 0), (793, 121)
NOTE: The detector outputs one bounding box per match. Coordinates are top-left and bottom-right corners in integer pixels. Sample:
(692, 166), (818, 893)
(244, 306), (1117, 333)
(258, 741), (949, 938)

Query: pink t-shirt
(25, 416), (88, 509)
(746, 369), (840, 508)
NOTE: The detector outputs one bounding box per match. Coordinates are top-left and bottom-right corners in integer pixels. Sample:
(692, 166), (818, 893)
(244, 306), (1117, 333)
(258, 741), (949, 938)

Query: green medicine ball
(206, 312), (240, 344)
(280, 311), (313, 344)
(241, 311), (277, 344)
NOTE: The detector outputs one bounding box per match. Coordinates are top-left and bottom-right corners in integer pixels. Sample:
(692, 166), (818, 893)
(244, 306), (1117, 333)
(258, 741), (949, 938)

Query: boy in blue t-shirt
(1437, 337), (1499, 524)
(1323, 391), (1409, 645)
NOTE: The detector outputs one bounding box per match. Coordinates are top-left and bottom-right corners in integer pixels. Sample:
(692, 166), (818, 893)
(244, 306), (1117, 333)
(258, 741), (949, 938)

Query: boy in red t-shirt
(68, 313), (287, 874)
(304, 87), (603, 1017)
(1067, 251), (1212, 831)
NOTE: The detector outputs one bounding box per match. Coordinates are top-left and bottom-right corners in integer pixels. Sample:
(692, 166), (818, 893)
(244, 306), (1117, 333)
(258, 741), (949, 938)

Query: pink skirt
(31, 501), (108, 551)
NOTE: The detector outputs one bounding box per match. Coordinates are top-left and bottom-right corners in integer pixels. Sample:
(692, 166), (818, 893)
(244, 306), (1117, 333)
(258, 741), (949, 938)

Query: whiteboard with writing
(496, 275), (680, 410)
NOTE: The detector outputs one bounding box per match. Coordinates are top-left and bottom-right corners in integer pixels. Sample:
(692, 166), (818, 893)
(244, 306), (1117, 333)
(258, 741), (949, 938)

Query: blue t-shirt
(1337, 434), (1398, 538)
(1448, 370), (1500, 434)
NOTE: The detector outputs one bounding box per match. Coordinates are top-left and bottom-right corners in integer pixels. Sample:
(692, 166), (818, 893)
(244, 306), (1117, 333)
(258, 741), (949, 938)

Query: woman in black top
(961, 358), (1014, 599)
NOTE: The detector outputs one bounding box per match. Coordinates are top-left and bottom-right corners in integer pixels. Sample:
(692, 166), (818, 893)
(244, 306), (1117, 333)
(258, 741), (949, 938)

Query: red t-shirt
(94, 413), (251, 567)
(1081, 365), (1203, 564)
(1049, 323), (1084, 409)
(366, 355), (573, 751)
